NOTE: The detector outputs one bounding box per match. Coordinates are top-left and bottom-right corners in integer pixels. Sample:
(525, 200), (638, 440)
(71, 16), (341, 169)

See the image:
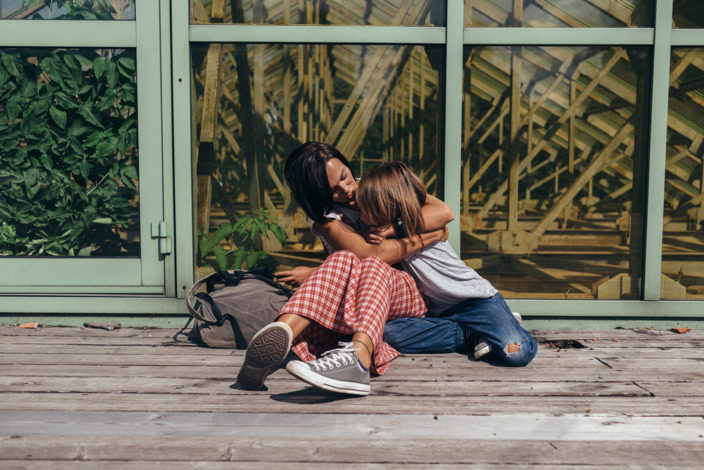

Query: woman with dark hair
(236, 142), (451, 396)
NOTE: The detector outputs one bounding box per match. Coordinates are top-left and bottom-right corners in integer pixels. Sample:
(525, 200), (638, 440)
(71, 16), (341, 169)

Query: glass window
(461, 46), (651, 299)
(0, 48), (139, 257)
(191, 43), (442, 276)
(1, 0), (135, 20)
(673, 0), (704, 29)
(662, 48), (704, 300)
(464, 0), (652, 28)
(191, 0), (445, 26)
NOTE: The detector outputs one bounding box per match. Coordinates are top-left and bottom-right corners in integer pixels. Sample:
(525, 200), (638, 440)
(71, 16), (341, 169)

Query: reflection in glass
(461, 46), (651, 299)
(662, 48), (704, 300)
(191, 43), (442, 275)
(673, 0), (704, 29)
(464, 0), (652, 28)
(1, 0), (135, 20)
(0, 48), (139, 257)
(191, 0), (444, 26)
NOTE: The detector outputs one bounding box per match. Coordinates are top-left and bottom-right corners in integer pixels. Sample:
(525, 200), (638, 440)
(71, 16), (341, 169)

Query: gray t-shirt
(400, 240), (497, 314)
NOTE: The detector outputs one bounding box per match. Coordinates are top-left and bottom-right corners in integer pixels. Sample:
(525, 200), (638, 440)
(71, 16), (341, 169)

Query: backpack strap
(192, 292), (248, 348)
(185, 271), (218, 323)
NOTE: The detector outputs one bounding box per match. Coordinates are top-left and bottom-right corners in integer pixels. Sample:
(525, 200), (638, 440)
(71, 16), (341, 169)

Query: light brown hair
(357, 162), (427, 243)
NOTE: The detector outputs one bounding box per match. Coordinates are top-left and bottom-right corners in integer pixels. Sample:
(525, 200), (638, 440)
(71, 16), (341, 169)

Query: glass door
(0, 0), (168, 294)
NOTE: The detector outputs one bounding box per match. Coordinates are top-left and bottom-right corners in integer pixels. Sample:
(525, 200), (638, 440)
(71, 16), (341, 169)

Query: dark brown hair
(284, 142), (355, 225)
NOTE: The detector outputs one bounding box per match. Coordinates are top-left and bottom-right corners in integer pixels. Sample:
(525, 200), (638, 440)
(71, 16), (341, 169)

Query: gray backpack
(185, 268), (293, 349)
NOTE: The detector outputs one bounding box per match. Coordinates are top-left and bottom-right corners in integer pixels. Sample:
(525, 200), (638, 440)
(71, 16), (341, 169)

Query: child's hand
(274, 266), (316, 287)
(362, 225), (394, 244)
(441, 226), (449, 242)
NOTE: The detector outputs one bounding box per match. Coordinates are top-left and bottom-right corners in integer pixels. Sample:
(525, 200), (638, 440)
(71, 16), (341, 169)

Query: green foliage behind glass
(20, 0), (134, 20)
(198, 210), (287, 273)
(0, 49), (139, 256)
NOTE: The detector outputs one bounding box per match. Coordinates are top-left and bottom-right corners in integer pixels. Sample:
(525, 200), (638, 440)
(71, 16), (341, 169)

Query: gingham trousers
(279, 250), (428, 374)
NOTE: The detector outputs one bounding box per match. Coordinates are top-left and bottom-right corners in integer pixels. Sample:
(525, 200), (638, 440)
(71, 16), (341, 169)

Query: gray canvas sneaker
(237, 322), (293, 390)
(285, 342), (371, 396)
(472, 312), (524, 360)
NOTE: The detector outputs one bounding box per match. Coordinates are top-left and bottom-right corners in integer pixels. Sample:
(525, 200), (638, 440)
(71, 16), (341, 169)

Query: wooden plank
(2, 392), (703, 416)
(2, 410), (702, 442)
(2, 363), (699, 382)
(0, 461), (684, 470)
(0, 376), (651, 397)
(0, 436), (702, 467)
(0, 351), (617, 368)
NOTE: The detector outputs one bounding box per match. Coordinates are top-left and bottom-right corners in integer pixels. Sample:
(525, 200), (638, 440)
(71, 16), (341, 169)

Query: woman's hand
(274, 266), (316, 287)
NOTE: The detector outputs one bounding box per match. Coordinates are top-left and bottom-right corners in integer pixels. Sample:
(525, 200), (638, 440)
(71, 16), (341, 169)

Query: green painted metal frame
(0, 1), (175, 312)
(1, 0), (702, 326)
(171, 0), (703, 322)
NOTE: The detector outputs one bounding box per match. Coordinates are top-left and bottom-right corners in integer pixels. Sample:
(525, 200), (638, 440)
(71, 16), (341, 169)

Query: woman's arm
(315, 219), (446, 265)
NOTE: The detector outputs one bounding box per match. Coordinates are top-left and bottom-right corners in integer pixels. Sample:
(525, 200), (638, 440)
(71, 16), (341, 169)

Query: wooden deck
(1, 326), (703, 468)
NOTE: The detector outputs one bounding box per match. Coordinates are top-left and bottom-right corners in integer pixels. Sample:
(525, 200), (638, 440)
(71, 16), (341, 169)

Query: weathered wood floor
(0, 326), (703, 469)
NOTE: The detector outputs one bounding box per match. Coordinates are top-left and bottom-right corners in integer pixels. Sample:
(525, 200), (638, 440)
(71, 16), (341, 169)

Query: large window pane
(461, 46), (651, 299)
(464, 0), (652, 28)
(191, 43), (442, 276)
(0, 48), (139, 257)
(191, 0), (445, 26)
(1, 0), (135, 20)
(662, 48), (704, 300)
(673, 0), (704, 29)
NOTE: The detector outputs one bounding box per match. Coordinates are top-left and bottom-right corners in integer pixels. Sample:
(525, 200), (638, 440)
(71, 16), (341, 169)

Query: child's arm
(422, 194), (455, 230)
(315, 219), (446, 265)
(365, 194), (454, 244)
(273, 266), (316, 287)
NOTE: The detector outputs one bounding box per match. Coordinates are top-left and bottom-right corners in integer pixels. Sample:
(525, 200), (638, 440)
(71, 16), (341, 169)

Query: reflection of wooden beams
(670, 50), (697, 87)
(532, 119), (635, 238)
(337, 47), (411, 157)
(583, 98), (632, 117)
(325, 1), (416, 144)
(585, 0), (635, 25)
(195, 0), (225, 234)
(508, 29), (522, 231)
(468, 149), (503, 193)
(516, 258), (592, 294)
(232, 0), (263, 211)
(478, 49), (626, 218)
(333, 1), (432, 156)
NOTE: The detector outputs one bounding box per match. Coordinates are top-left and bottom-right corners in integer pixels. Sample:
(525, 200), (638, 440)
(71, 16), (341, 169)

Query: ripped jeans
(383, 293), (537, 367)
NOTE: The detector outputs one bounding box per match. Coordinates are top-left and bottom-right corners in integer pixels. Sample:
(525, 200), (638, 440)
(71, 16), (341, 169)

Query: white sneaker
(473, 312), (524, 360)
(286, 342), (371, 396)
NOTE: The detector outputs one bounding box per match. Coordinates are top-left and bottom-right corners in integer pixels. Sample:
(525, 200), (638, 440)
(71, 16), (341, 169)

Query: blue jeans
(383, 293), (537, 367)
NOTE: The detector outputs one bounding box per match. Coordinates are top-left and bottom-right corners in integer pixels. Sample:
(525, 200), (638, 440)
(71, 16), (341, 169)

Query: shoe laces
(310, 342), (358, 372)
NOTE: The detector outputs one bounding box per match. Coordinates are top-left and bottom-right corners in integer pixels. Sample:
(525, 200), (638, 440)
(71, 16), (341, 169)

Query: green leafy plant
(0, 48), (138, 256)
(21, 0), (134, 20)
(198, 210), (287, 273)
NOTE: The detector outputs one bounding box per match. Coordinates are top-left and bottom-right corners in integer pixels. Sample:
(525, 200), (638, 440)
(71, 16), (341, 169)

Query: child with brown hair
(356, 161), (537, 366)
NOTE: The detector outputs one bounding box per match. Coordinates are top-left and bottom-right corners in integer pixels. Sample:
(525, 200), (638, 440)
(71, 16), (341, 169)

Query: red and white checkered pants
(278, 250), (428, 374)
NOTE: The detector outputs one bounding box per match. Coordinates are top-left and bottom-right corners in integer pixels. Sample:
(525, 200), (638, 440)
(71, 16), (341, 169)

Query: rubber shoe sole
(286, 360), (370, 396)
(237, 322), (292, 390)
